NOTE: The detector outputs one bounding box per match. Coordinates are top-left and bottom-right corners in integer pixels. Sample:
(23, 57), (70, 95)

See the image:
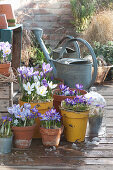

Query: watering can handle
(59, 38), (97, 89)
(50, 35), (80, 58)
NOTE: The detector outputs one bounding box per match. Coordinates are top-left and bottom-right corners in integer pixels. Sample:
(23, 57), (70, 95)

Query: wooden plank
(99, 137), (113, 144)
(0, 100), (10, 112)
(0, 165), (113, 170)
(105, 98), (113, 105)
(0, 86), (9, 98)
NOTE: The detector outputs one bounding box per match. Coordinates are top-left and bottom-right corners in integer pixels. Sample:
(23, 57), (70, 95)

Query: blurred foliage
(93, 41), (113, 65)
(70, 0), (113, 33)
(28, 32), (51, 67)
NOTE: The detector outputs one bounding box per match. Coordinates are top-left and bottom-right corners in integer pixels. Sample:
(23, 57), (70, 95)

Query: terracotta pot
(12, 125), (36, 149)
(0, 4), (15, 20)
(53, 88), (87, 113)
(0, 63), (11, 76)
(40, 126), (63, 146)
(19, 100), (53, 138)
(0, 14), (8, 29)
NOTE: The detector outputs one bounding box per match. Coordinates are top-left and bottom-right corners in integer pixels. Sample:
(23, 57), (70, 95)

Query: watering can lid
(57, 58), (91, 64)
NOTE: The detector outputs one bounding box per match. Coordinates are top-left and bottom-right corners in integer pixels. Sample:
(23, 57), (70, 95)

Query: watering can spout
(32, 28), (57, 77)
(33, 28), (43, 39)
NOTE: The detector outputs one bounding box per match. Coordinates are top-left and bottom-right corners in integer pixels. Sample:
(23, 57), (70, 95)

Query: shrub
(83, 11), (113, 44)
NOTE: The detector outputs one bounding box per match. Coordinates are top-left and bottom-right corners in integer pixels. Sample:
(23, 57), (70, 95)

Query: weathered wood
(0, 82), (13, 113)
(0, 165), (113, 170)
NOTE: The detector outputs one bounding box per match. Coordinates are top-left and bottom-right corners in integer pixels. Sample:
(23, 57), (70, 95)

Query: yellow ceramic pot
(19, 100), (53, 138)
(61, 109), (89, 142)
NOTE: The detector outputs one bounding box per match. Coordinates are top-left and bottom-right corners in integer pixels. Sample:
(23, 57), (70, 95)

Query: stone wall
(1, 0), (76, 47)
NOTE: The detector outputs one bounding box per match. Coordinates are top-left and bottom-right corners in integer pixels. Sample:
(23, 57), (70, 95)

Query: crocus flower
(37, 86), (48, 96)
(41, 79), (48, 87)
(34, 76), (39, 82)
(75, 84), (83, 90)
(48, 81), (57, 89)
(24, 103), (31, 109)
(2, 116), (7, 122)
(42, 62), (53, 74)
(23, 82), (35, 94)
(8, 117), (12, 122)
(14, 119), (19, 125)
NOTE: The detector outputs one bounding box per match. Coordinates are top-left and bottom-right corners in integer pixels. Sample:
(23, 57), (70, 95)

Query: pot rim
(53, 88), (87, 96)
(18, 98), (53, 104)
(60, 107), (89, 114)
(12, 124), (36, 130)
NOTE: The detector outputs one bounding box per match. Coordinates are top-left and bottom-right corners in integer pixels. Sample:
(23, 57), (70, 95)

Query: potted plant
(38, 108), (63, 146)
(60, 96), (92, 142)
(0, 116), (13, 154)
(53, 83), (87, 113)
(0, 41), (12, 76)
(84, 90), (106, 136)
(7, 103), (39, 149)
(17, 63), (57, 138)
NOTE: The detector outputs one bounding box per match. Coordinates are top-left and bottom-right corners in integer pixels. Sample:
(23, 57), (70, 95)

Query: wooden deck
(0, 81), (113, 170)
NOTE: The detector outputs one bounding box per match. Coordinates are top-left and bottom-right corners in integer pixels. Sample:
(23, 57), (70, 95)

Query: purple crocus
(38, 108), (61, 128)
(2, 116), (7, 121)
(24, 103), (31, 109)
(75, 84), (83, 90)
(7, 104), (39, 127)
(8, 117), (12, 122)
(42, 62), (53, 74)
(41, 79), (48, 87)
(59, 84), (68, 91)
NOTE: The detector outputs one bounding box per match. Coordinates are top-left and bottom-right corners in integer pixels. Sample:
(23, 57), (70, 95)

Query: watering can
(32, 28), (97, 90)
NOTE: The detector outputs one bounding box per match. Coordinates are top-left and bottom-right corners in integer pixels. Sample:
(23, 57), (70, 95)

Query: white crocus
(23, 82), (35, 94)
(35, 81), (41, 94)
(37, 86), (48, 96)
(48, 81), (57, 89)
(14, 119), (19, 126)
(35, 81), (40, 88)
(34, 76), (39, 82)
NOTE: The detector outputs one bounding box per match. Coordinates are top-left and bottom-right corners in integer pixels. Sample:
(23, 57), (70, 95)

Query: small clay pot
(12, 125), (36, 149)
(40, 126), (63, 146)
(0, 62), (11, 76)
(0, 4), (15, 20)
(0, 14), (8, 29)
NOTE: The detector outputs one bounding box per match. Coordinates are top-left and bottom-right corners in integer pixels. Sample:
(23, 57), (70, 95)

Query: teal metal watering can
(32, 28), (97, 90)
